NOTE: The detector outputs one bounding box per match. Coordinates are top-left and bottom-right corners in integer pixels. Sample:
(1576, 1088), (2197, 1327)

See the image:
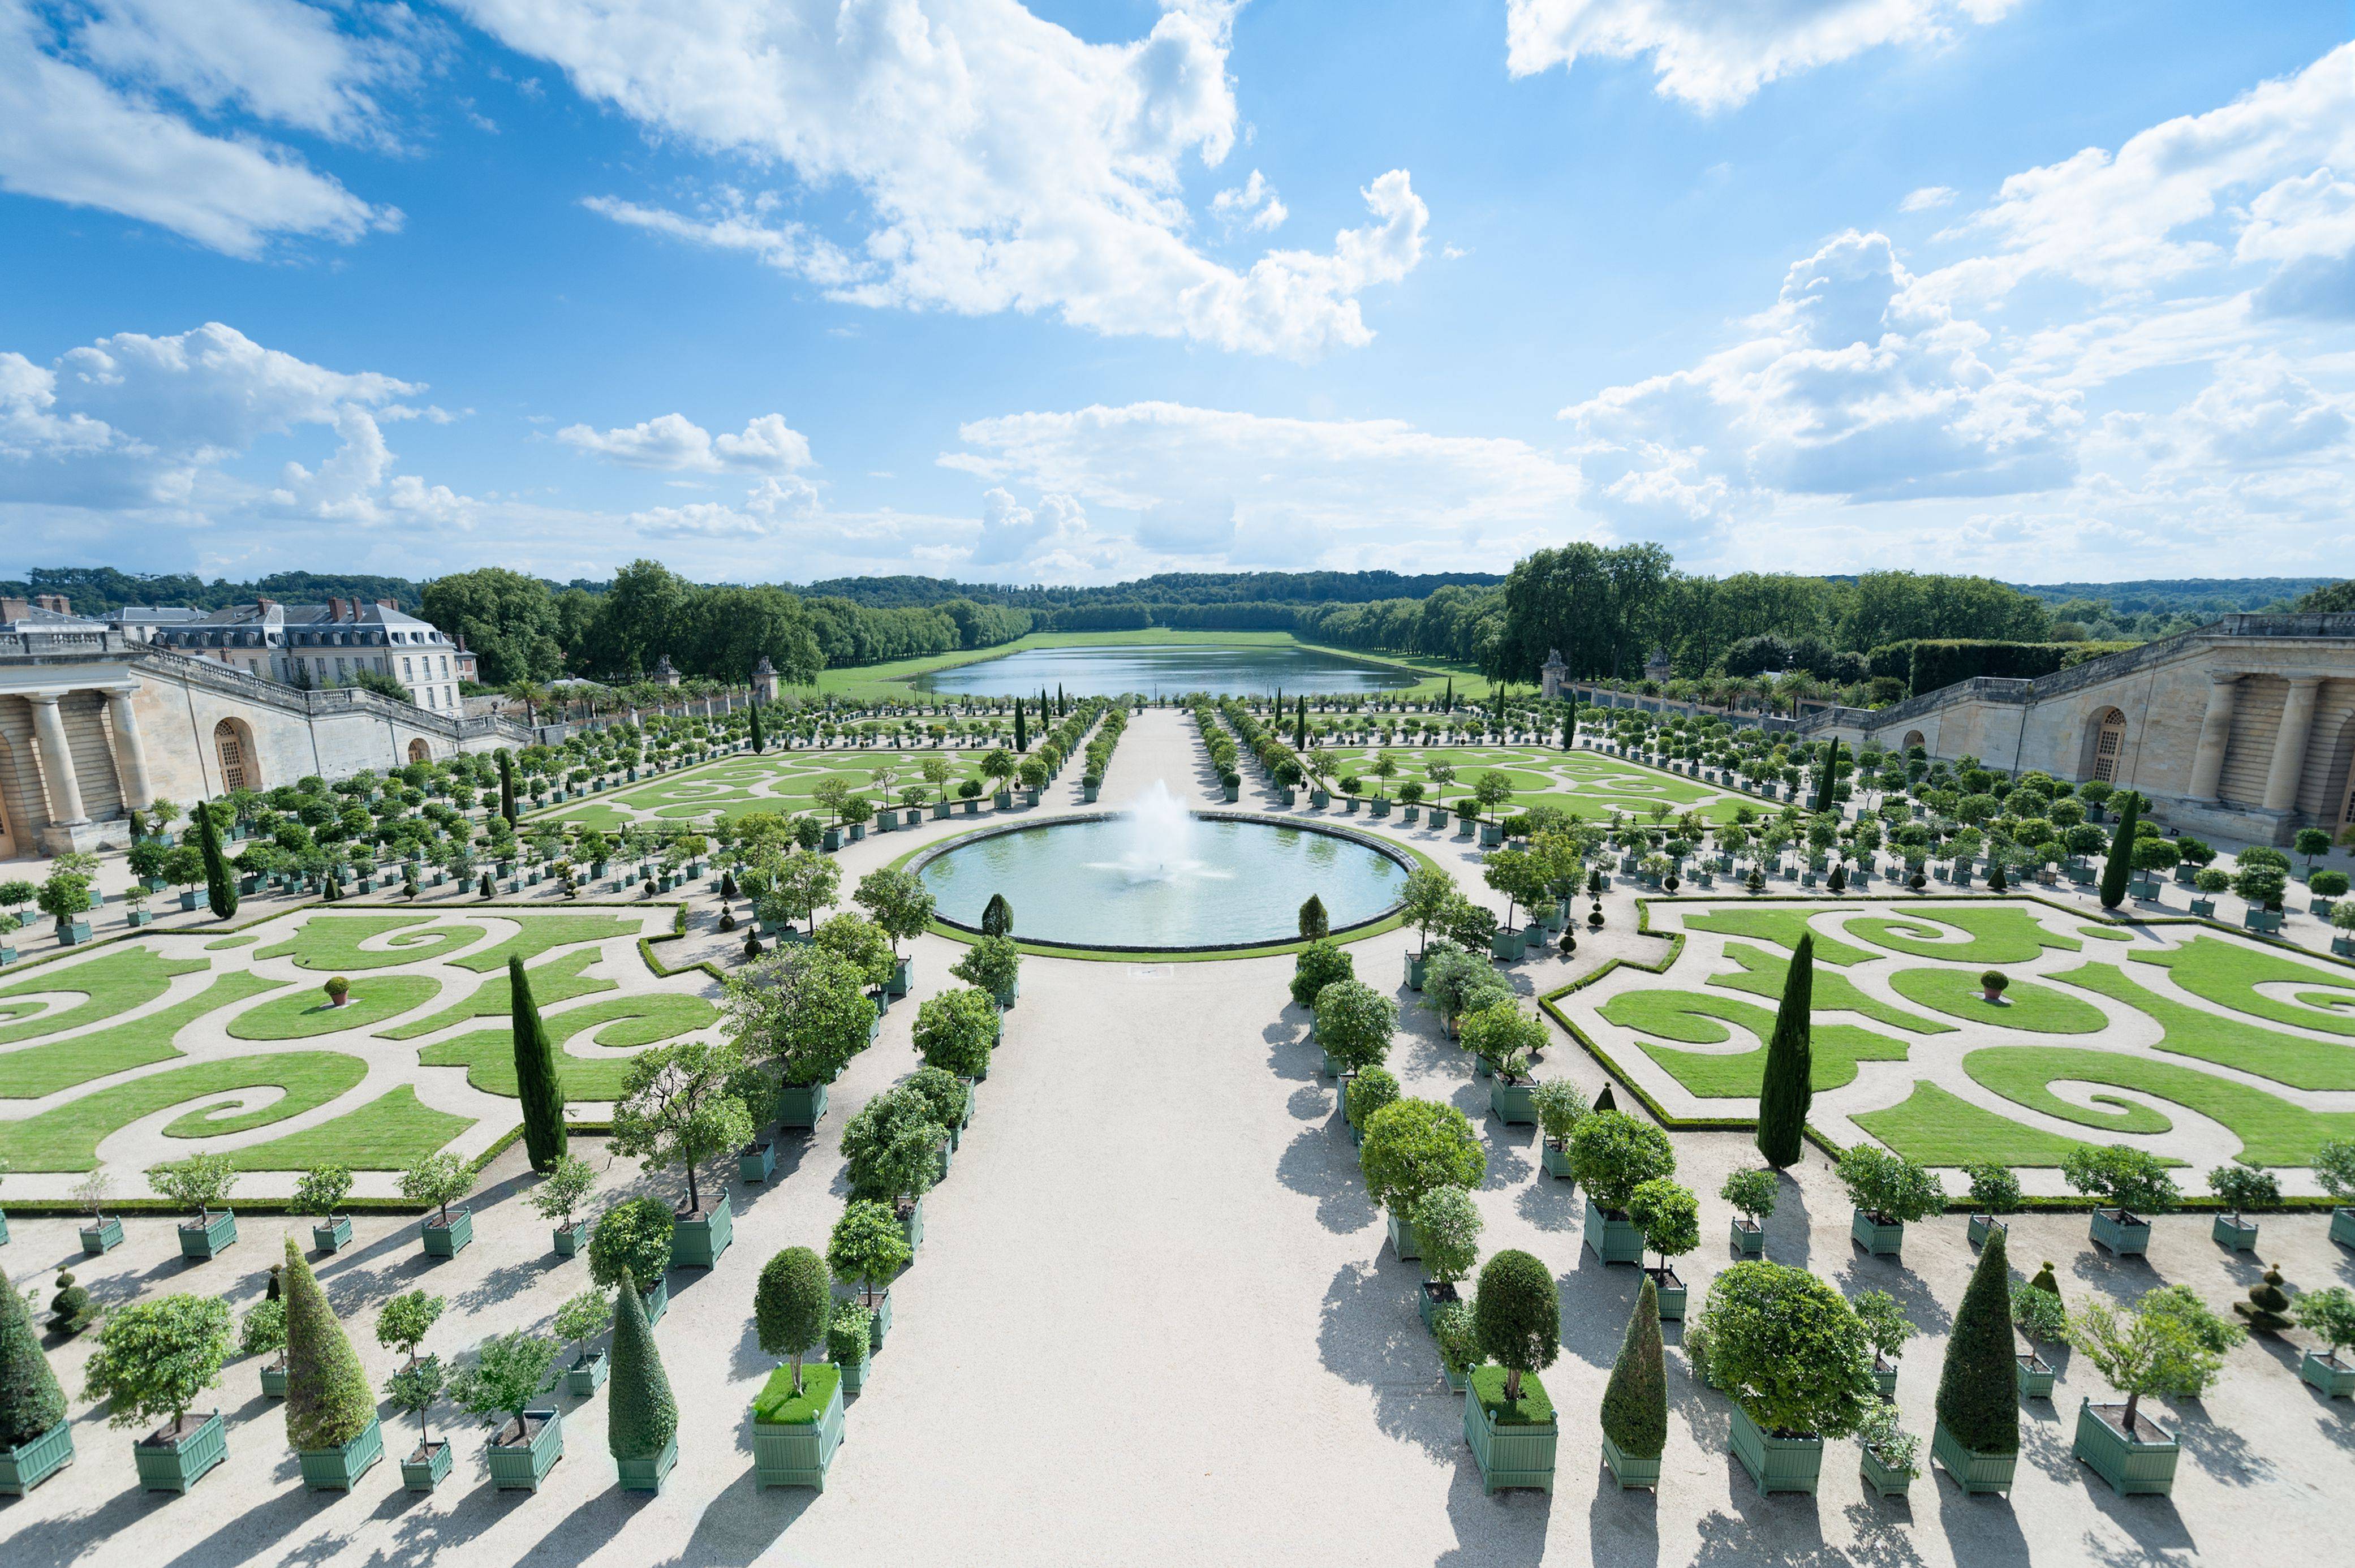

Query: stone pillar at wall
(104, 686), (154, 810)
(2186, 672), (2241, 802)
(27, 692), (87, 827)
(2263, 674), (2326, 813)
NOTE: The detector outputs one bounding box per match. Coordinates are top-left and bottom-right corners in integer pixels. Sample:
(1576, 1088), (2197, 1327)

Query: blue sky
(2, 1), (2351, 588)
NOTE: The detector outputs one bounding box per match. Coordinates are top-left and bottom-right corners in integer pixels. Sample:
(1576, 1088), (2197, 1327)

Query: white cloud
(1211, 169), (1286, 233)
(2166, 352), (2351, 469)
(557, 411), (814, 474)
(1505, 0), (2021, 111)
(971, 487), (1087, 564)
(457, 0), (1423, 358)
(0, 0), (403, 255)
(1898, 184), (1954, 212)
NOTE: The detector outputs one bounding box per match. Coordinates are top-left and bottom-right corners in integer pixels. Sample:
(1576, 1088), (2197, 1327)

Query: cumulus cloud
(972, 488), (1087, 564)
(1211, 169), (1286, 233)
(2165, 352), (2351, 469)
(1505, 0), (2021, 111)
(0, 0), (404, 256)
(456, 0), (1423, 357)
(557, 411), (815, 474)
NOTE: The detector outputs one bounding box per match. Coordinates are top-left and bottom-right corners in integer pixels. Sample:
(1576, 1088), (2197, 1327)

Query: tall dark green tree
(1601, 1274), (1667, 1464)
(1755, 933), (1814, 1168)
(497, 751), (518, 825)
(1812, 737), (1842, 813)
(196, 802), (236, 920)
(282, 1238), (374, 1452)
(0, 1263), (67, 1449)
(1014, 699), (1028, 752)
(510, 957), (568, 1170)
(1561, 698), (1578, 751)
(1295, 696), (1307, 750)
(1934, 1224), (2020, 1455)
(1298, 895), (1329, 940)
(748, 699), (766, 755)
(2099, 791), (2140, 911)
(608, 1274), (677, 1466)
(981, 893), (1013, 938)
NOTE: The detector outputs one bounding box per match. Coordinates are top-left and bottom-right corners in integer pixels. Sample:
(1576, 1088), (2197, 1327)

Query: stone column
(27, 692), (88, 826)
(2186, 672), (2240, 802)
(2263, 674), (2326, 813)
(104, 687), (154, 810)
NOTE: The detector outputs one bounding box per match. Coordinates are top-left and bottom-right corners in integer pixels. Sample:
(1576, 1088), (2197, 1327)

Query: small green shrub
(1720, 1166), (1777, 1226)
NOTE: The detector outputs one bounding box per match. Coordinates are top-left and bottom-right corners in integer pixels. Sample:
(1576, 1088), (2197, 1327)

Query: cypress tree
(1813, 738), (1842, 813)
(1298, 895), (1329, 940)
(196, 802), (237, 920)
(1562, 699), (1577, 751)
(981, 893), (1013, 938)
(510, 957), (568, 1170)
(749, 699), (765, 755)
(1754, 933), (1814, 1168)
(1935, 1224), (2020, 1455)
(0, 1268), (67, 1448)
(1295, 696), (1307, 751)
(1444, 679), (1453, 713)
(497, 751), (518, 825)
(1601, 1274), (1667, 1464)
(282, 1238), (373, 1451)
(2099, 791), (2139, 910)
(608, 1274), (677, 1463)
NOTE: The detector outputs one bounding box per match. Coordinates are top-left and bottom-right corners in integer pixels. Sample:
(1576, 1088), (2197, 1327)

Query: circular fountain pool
(912, 791), (1410, 952)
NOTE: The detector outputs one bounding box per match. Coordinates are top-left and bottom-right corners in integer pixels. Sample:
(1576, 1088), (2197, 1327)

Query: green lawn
(1961, 1045), (2355, 1166)
(449, 914), (643, 972)
(1843, 908), (2083, 966)
(1708, 944), (1952, 1033)
(417, 991), (721, 1099)
(1599, 989), (1909, 1097)
(0, 946), (206, 1044)
(219, 1086), (472, 1171)
(1850, 1082), (2112, 1167)
(2054, 962), (2355, 1091)
(1680, 909), (1872, 964)
(0, 1051), (372, 1171)
(1886, 967), (2109, 1033)
(227, 975), (442, 1038)
(255, 914), (490, 971)
(2131, 936), (2355, 1036)
(0, 971), (285, 1098)
(376, 949), (617, 1039)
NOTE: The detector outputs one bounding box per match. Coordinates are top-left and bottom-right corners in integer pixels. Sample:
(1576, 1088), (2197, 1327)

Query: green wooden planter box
(486, 1409), (564, 1492)
(261, 1358), (289, 1398)
(1387, 1209), (1420, 1263)
(642, 1276), (669, 1326)
(1541, 1140), (1575, 1182)
(1487, 1076), (1538, 1126)
(1406, 951), (1427, 991)
(1601, 1432), (1660, 1489)
(400, 1438), (453, 1492)
(752, 1369), (845, 1489)
(672, 1192), (734, 1267)
(1456, 817), (1475, 839)
(1464, 1372), (1557, 1493)
(1418, 1280), (1460, 1332)
(2090, 1208), (2151, 1256)
(422, 1207), (473, 1258)
(298, 1416), (383, 1491)
(618, 1432), (678, 1493)
(312, 1214), (354, 1254)
(1648, 1267), (1687, 1321)
(888, 957), (912, 999)
(1583, 1204), (1644, 1265)
(1482, 823), (1505, 848)
(898, 1195), (924, 1252)
(135, 1411), (227, 1493)
(2211, 1214), (2259, 1251)
(1729, 1218), (1763, 1257)
(2334, 1207), (2355, 1247)
(0, 1419), (74, 1495)
(2016, 1354), (2055, 1399)
(1428, 807), (1448, 828)
(81, 1216), (124, 1254)
(739, 1140), (777, 1183)
(1851, 1209), (1905, 1256)
(1730, 1406), (1823, 1495)
(1488, 928), (1522, 960)
(567, 1349), (609, 1396)
(179, 1209), (237, 1260)
(1872, 1359), (1900, 1397)
(1967, 1213), (2006, 1248)
(2072, 1400), (2177, 1495)
(1859, 1445), (1915, 1500)
(835, 1343), (872, 1395)
(778, 1080), (830, 1130)
(552, 1220), (588, 1256)
(2299, 1349), (2355, 1397)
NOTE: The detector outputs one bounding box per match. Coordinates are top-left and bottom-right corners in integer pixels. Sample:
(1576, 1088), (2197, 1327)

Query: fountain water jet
(1096, 781), (1222, 884)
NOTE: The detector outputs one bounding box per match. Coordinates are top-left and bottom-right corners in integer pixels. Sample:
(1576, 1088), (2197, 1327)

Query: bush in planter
(48, 1273), (96, 1336)
(450, 1329), (561, 1441)
(294, 1164), (353, 1239)
(2011, 1277), (2068, 1352)
(610, 1039), (759, 1218)
(914, 987), (998, 1079)
(81, 1293), (234, 1435)
(1627, 1178), (1699, 1278)
(1472, 1250), (1560, 1405)
(2207, 1160), (2278, 1226)
(149, 1150), (239, 1225)
(377, 1290), (445, 1369)
(2061, 1144), (2179, 1226)
(1316, 980), (1398, 1073)
(1433, 1300), (1479, 1386)
(1460, 1000), (1546, 1075)
(399, 1151), (474, 1230)
(1857, 1402), (1921, 1488)
(1853, 1289), (1915, 1380)
(1964, 1161), (2022, 1225)
(240, 1298), (287, 1362)
(281, 1239), (373, 1455)
(608, 1276), (677, 1475)
(554, 1290), (610, 1376)
(1721, 1166), (1777, 1234)
(950, 935), (1023, 1002)
(841, 1087), (946, 1207)
(528, 1155), (599, 1240)
(1601, 1276), (1667, 1471)
(826, 1302), (875, 1371)
(2066, 1286), (2242, 1437)
(1347, 1066), (1400, 1128)
(1694, 1261), (1875, 1444)
(726, 947), (873, 1091)
(1836, 1146), (1946, 1227)
(1423, 944), (1510, 1035)
(852, 867), (936, 970)
(813, 913), (897, 994)
(906, 1066), (970, 1139)
(827, 1199), (912, 1308)
(1289, 940), (1355, 1011)
(1754, 933), (1814, 1169)
(1360, 1099), (1484, 1219)
(1534, 1078), (1590, 1147)
(1937, 1227), (2020, 1457)
(756, 1247), (832, 1397)
(1566, 1110), (1676, 1213)
(590, 1196), (676, 1298)
(1409, 1186), (1484, 1287)
(2292, 1287), (2355, 1377)
(0, 1274), (66, 1451)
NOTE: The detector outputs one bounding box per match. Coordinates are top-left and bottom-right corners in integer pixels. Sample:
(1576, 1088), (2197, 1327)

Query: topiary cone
(2029, 1260), (2061, 1303)
(2236, 1265), (2293, 1332)
(282, 1238), (374, 1451)
(1755, 934), (1813, 1169)
(1935, 1224), (2018, 1456)
(1601, 1274), (1667, 1462)
(510, 956), (568, 1171)
(608, 1274), (677, 1462)
(0, 1270), (67, 1448)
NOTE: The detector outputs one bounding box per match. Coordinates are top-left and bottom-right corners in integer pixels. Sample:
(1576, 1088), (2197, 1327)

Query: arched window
(213, 719), (256, 791)
(1901, 730), (1926, 752)
(2089, 707), (2128, 783)
(408, 738), (432, 764)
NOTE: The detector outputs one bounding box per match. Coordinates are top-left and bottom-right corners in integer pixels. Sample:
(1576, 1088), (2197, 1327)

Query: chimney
(377, 598), (397, 612)
(326, 596), (345, 622)
(256, 597), (275, 614)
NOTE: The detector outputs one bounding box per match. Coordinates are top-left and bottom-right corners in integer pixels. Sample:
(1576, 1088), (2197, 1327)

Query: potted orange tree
(81, 1293), (234, 1492)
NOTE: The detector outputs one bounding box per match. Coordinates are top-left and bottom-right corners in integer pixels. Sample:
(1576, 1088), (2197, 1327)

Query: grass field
(0, 1051), (374, 1170)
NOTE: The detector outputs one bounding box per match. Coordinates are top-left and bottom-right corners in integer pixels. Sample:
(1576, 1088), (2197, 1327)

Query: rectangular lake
(914, 643), (1423, 697)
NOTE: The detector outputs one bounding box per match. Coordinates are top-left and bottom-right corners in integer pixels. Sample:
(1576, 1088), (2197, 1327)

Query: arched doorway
(2086, 707), (2128, 784)
(213, 718), (258, 792)
(408, 738), (432, 765)
(1901, 730), (1926, 753)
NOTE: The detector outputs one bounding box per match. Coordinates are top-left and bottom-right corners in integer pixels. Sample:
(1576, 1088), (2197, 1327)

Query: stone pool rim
(905, 809), (1418, 955)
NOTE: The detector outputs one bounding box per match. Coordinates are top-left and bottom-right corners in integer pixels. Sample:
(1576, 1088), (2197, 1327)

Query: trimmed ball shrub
(1360, 1099), (1484, 1217)
(1601, 1275), (1667, 1462)
(756, 1247), (831, 1395)
(1566, 1110), (1675, 1212)
(1692, 1260), (1875, 1438)
(1290, 940), (1355, 1011)
(1936, 1225), (2019, 1454)
(590, 1196), (675, 1295)
(1473, 1249), (1560, 1404)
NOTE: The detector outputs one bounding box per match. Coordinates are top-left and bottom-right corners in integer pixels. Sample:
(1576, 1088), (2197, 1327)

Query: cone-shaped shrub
(282, 1237), (373, 1451)
(497, 751), (518, 825)
(607, 1275), (677, 1463)
(510, 957), (568, 1171)
(0, 1269), (67, 1447)
(2099, 793), (2139, 910)
(749, 700), (765, 754)
(1754, 933), (1814, 1169)
(197, 804), (236, 920)
(1935, 1224), (2019, 1455)
(1601, 1275), (1667, 1461)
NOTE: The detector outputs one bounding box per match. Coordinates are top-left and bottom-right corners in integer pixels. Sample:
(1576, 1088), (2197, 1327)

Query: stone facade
(1538, 649), (1568, 700)
(116, 596), (465, 714)
(1797, 614), (2355, 845)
